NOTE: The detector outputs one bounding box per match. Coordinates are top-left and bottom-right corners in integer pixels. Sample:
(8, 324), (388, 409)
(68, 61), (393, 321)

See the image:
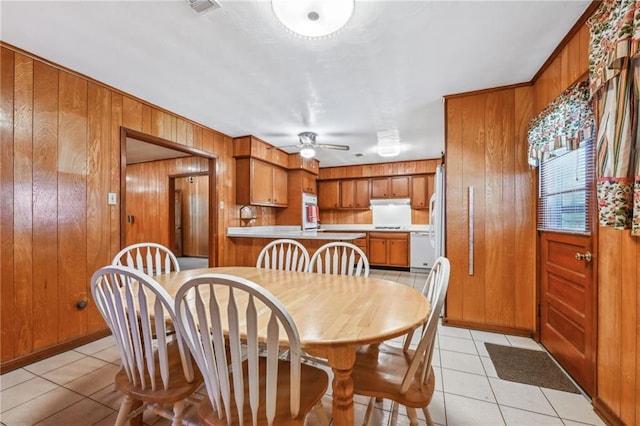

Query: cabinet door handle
(468, 185), (474, 276)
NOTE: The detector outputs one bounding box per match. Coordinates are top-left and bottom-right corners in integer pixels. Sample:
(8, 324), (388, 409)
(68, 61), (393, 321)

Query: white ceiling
(0, 0), (590, 167)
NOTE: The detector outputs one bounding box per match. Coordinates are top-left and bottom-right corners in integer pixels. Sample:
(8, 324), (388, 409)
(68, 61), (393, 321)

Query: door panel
(174, 189), (183, 257)
(540, 231), (595, 395)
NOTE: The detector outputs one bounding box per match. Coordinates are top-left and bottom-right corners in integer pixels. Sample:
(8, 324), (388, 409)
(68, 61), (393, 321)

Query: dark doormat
(485, 343), (580, 394)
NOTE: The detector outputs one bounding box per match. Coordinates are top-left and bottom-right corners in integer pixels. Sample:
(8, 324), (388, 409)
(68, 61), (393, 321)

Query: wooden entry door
(540, 231), (596, 395)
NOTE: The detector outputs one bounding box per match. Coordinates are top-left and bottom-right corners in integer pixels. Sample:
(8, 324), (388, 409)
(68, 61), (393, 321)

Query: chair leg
(362, 397), (375, 426)
(389, 401), (399, 426)
(171, 400), (185, 426)
(423, 406), (435, 426)
(406, 407), (419, 426)
(115, 395), (133, 426)
(314, 401), (330, 426)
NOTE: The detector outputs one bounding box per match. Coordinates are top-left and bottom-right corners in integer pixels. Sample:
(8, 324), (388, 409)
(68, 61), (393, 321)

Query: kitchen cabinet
(285, 170), (316, 196)
(234, 135), (289, 166)
(443, 88), (535, 335)
(410, 174), (434, 209)
(288, 155), (320, 174)
(340, 179), (370, 209)
(301, 172), (317, 194)
(236, 158), (288, 207)
(368, 232), (409, 267)
(371, 176), (410, 199)
(275, 170), (317, 225)
(318, 180), (340, 209)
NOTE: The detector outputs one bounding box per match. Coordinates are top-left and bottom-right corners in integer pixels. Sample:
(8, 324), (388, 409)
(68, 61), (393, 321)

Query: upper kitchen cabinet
(236, 158), (288, 207)
(340, 179), (370, 209)
(410, 174), (434, 209)
(275, 169), (317, 225)
(288, 154), (319, 175)
(287, 153), (319, 194)
(371, 176), (410, 199)
(300, 172), (317, 194)
(318, 180), (340, 209)
(234, 135), (289, 166)
(234, 135), (290, 208)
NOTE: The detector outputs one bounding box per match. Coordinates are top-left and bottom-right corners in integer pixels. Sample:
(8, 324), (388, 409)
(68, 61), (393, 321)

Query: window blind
(538, 138), (595, 233)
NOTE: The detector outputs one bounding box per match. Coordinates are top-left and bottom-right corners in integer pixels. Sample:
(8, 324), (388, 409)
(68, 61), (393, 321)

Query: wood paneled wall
(533, 24), (590, 115)
(596, 228), (640, 425)
(175, 174), (209, 257)
(519, 15), (639, 424)
(444, 86), (536, 334)
(0, 44), (237, 369)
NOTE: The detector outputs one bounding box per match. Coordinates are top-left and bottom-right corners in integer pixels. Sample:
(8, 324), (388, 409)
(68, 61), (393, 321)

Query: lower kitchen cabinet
(368, 232), (409, 267)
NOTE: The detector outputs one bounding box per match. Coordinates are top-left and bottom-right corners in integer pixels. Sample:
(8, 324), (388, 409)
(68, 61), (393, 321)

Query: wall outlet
(108, 192), (117, 205)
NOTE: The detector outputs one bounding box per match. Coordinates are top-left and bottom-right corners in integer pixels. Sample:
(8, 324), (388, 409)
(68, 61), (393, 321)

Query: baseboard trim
(0, 328), (111, 373)
(442, 318), (533, 337)
(592, 396), (624, 426)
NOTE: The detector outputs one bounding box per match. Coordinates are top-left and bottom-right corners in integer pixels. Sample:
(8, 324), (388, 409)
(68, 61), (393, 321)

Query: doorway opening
(120, 127), (218, 267)
(169, 174), (210, 270)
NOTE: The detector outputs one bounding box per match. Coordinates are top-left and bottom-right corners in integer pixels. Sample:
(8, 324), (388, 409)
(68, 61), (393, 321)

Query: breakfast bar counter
(227, 226), (365, 240)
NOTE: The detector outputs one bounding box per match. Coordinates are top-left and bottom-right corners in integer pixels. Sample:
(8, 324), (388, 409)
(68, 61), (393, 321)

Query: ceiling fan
(281, 131), (350, 159)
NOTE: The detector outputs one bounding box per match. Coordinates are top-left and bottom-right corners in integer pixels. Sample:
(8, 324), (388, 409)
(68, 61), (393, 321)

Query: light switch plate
(108, 192), (117, 205)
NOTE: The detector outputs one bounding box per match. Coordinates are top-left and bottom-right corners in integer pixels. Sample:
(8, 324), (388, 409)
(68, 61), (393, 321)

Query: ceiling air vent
(187, 0), (221, 14)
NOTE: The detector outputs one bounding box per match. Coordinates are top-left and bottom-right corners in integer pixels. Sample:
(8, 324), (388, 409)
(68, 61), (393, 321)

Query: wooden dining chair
(402, 256), (450, 353)
(173, 273), (329, 425)
(90, 265), (203, 426)
(256, 239), (310, 272)
(350, 257), (450, 426)
(112, 242), (180, 276)
(308, 241), (370, 277)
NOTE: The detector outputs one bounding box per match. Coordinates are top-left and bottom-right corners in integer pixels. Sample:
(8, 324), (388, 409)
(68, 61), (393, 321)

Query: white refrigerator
(430, 165), (445, 259)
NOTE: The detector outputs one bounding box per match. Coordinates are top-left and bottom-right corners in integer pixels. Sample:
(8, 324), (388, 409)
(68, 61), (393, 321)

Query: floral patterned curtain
(588, 0), (640, 235)
(527, 80), (594, 168)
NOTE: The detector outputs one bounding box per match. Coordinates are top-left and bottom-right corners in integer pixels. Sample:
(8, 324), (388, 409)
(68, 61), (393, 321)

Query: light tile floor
(0, 269), (606, 426)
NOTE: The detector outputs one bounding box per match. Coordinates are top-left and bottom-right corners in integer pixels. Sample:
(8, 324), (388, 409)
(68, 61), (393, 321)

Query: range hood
(369, 198), (411, 206)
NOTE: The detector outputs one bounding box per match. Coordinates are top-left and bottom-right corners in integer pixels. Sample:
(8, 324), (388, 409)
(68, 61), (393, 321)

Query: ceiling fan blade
(276, 144), (303, 149)
(317, 143), (350, 151)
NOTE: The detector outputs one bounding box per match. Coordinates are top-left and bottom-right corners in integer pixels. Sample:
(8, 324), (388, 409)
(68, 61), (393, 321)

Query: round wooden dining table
(154, 266), (430, 426)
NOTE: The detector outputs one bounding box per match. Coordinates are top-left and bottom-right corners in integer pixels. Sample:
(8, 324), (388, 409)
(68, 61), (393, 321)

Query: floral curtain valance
(588, 0), (640, 236)
(527, 80), (594, 167)
(589, 0), (640, 95)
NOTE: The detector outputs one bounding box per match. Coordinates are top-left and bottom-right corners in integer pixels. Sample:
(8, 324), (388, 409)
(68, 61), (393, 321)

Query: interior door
(540, 231), (595, 395)
(174, 189), (183, 257)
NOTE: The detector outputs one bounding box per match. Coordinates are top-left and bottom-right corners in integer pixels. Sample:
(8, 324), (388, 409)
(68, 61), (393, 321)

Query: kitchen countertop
(227, 224), (432, 239)
(227, 226), (366, 240)
(319, 224), (432, 232)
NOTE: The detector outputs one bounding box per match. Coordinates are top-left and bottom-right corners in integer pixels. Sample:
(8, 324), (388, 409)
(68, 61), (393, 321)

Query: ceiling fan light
(300, 146), (316, 158)
(271, 0), (354, 39)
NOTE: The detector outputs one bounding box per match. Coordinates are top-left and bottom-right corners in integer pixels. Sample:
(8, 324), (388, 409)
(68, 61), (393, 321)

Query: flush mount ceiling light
(377, 144), (400, 157)
(300, 146), (316, 158)
(271, 0), (355, 39)
(377, 129), (401, 157)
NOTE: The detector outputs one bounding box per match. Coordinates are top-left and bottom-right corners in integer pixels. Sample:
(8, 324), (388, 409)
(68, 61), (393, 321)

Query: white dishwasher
(410, 231), (435, 273)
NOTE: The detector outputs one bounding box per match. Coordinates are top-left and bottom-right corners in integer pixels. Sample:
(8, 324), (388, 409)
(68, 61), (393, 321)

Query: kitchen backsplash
(371, 204), (412, 227)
